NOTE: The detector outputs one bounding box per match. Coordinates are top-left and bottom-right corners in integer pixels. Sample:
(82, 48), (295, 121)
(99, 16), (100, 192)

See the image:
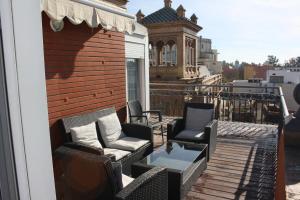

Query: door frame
(0, 0), (56, 199)
(0, 18), (19, 200)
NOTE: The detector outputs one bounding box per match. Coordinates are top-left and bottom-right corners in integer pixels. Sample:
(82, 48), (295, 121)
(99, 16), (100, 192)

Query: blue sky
(127, 0), (300, 64)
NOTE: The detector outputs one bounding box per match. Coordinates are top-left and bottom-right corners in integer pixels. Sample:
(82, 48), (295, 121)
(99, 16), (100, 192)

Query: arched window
(166, 45), (171, 65)
(171, 44), (177, 65)
(161, 45), (171, 66)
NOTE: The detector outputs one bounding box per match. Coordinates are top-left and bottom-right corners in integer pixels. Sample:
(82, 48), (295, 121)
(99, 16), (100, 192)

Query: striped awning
(41, 0), (135, 34)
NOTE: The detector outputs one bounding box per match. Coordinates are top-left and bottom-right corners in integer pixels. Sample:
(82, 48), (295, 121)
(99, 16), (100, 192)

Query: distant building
(198, 36), (222, 74)
(266, 68), (300, 111)
(232, 79), (267, 94)
(231, 68), (300, 112)
(244, 64), (272, 80)
(234, 60), (240, 68)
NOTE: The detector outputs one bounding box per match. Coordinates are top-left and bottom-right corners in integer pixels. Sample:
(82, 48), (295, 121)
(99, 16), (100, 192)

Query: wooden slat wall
(42, 14), (127, 150)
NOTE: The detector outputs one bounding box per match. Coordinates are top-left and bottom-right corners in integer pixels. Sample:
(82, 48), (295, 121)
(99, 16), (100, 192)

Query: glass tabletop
(139, 141), (206, 171)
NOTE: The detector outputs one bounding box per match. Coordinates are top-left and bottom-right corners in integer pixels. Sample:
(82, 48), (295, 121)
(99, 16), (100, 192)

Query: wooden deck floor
(153, 120), (278, 200)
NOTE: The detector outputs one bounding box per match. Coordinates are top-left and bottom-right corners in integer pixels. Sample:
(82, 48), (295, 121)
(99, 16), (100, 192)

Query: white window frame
(125, 24), (150, 113)
(0, 0), (56, 199)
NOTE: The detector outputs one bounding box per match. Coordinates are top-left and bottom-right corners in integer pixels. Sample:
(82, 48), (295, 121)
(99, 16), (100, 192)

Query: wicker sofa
(54, 146), (168, 200)
(61, 107), (153, 175)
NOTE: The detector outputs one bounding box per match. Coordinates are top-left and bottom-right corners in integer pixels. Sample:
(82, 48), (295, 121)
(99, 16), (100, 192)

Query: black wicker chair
(127, 100), (164, 143)
(61, 107), (153, 175)
(167, 103), (218, 161)
(54, 146), (168, 200)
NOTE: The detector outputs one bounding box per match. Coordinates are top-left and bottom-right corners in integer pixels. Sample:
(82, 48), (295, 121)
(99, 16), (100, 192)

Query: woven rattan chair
(54, 146), (168, 200)
(127, 100), (164, 143)
(167, 103), (218, 161)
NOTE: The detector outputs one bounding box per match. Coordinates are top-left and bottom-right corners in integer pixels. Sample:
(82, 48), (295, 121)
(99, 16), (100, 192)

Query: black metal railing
(150, 83), (286, 125)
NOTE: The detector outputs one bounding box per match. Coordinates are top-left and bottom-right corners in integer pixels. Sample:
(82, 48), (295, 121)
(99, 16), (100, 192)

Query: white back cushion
(185, 107), (214, 131)
(98, 112), (125, 147)
(70, 122), (102, 149)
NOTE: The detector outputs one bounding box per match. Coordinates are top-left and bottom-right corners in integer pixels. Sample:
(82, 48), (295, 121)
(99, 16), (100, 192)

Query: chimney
(177, 5), (186, 18)
(164, 0), (172, 8)
(191, 14), (198, 24)
(136, 10), (145, 23)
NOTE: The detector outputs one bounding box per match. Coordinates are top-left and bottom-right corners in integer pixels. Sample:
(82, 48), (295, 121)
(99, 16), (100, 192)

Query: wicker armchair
(54, 146), (168, 200)
(167, 103), (218, 161)
(127, 100), (164, 143)
(61, 107), (153, 175)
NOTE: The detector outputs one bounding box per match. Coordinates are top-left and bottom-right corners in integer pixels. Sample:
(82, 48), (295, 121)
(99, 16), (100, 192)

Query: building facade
(244, 64), (272, 80)
(266, 68), (300, 112)
(137, 0), (203, 81)
(198, 36), (222, 74)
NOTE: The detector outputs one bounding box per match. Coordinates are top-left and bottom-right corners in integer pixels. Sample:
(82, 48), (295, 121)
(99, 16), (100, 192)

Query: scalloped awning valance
(41, 0), (135, 34)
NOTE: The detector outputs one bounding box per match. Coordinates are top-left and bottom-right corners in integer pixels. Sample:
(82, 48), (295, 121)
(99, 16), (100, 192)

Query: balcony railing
(150, 83), (291, 200)
(150, 83), (289, 125)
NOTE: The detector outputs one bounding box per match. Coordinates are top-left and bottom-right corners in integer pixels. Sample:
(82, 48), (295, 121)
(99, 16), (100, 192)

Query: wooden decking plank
(193, 184), (273, 200)
(155, 120), (278, 200)
(198, 173), (275, 189)
(185, 191), (229, 200)
(195, 178), (273, 195)
(205, 169), (275, 185)
(208, 163), (275, 175)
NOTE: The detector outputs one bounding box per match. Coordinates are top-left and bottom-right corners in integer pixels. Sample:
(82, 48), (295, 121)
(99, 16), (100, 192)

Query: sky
(127, 0), (300, 64)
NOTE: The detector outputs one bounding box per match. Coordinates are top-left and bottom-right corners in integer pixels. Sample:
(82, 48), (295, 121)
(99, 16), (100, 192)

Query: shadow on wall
(42, 13), (127, 151)
(42, 12), (92, 79)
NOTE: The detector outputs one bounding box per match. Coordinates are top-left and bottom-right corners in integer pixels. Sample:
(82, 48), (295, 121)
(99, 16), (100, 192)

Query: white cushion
(109, 137), (149, 151)
(70, 123), (102, 149)
(122, 174), (134, 187)
(98, 112), (125, 147)
(103, 148), (131, 161)
(175, 130), (205, 140)
(185, 107), (213, 131)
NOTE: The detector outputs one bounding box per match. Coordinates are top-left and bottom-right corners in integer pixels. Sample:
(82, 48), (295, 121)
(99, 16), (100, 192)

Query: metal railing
(150, 83), (286, 125)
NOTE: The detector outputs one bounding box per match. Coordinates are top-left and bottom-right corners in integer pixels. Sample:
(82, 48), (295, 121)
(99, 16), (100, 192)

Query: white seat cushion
(98, 112), (125, 147)
(70, 122), (102, 149)
(185, 107), (213, 131)
(103, 148), (131, 161)
(122, 174), (134, 187)
(109, 137), (149, 151)
(175, 130), (205, 140)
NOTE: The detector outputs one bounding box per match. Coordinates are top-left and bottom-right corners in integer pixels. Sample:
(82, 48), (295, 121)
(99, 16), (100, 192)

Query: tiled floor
(153, 118), (279, 200)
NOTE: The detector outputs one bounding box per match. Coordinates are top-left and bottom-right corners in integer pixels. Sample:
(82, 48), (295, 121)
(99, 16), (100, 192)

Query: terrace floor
(153, 119), (278, 200)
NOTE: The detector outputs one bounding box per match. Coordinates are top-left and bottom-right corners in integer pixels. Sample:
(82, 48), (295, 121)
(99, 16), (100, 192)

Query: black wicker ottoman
(132, 140), (207, 200)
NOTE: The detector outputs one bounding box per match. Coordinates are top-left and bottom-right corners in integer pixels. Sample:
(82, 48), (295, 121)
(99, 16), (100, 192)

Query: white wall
(267, 70), (300, 84)
(0, 0), (56, 199)
(125, 22), (150, 110)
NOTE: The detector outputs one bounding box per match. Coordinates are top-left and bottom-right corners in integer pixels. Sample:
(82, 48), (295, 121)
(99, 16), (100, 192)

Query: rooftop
(140, 2), (202, 31)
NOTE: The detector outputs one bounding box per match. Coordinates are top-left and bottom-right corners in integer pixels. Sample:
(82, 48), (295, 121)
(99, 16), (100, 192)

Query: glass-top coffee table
(132, 140), (207, 200)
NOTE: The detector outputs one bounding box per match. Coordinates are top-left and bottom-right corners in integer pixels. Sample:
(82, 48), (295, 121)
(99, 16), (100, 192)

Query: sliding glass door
(126, 59), (140, 102)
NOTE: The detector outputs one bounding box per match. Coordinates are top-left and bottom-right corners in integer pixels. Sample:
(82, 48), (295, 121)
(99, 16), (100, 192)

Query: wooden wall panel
(42, 14), (127, 151)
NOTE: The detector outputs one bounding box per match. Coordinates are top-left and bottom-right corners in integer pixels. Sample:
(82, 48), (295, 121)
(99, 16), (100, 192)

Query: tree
(266, 55), (279, 67)
(284, 57), (300, 68)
